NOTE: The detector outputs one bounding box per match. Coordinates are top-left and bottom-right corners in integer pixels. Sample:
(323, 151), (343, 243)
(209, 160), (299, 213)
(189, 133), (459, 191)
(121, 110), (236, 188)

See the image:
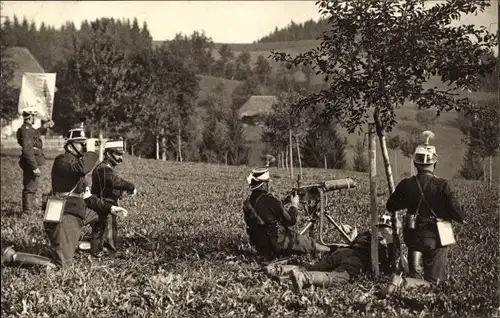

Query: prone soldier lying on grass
(263, 215), (430, 293)
(243, 167), (331, 260)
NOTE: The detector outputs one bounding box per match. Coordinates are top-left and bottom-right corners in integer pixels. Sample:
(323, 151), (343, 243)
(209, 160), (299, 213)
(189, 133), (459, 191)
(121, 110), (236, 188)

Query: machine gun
(282, 176), (358, 246)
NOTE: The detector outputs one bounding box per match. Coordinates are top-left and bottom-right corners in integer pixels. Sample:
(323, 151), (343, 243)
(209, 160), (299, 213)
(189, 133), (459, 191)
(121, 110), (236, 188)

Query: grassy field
(1, 152), (498, 317)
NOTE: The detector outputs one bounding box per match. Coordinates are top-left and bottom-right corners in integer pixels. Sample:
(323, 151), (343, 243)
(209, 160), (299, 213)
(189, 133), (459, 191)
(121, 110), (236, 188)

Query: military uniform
(90, 161), (135, 254)
(264, 223), (396, 291)
(44, 151), (113, 267)
(243, 189), (322, 258)
(305, 230), (393, 278)
(386, 171), (464, 282)
(16, 121), (47, 214)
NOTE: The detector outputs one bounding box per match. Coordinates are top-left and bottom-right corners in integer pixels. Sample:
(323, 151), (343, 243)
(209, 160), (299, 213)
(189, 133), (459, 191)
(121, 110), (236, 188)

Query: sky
(1, 1), (498, 44)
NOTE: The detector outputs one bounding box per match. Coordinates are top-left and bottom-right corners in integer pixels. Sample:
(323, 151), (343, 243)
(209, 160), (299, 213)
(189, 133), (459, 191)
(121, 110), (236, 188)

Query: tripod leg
(299, 222), (314, 236)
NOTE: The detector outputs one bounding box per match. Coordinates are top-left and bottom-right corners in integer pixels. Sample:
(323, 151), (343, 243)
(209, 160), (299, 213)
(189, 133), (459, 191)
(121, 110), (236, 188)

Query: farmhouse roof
(239, 95), (278, 120)
(4, 46), (58, 91)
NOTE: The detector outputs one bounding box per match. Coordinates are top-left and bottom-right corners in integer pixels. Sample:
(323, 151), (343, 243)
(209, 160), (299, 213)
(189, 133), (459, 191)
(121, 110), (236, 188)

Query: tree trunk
(131, 144), (135, 156)
(178, 127), (183, 162)
(295, 134), (302, 180)
(374, 112), (395, 194)
(289, 129), (294, 179)
(225, 151), (228, 165)
(285, 149), (289, 172)
(156, 135), (160, 160)
(98, 129), (104, 162)
(123, 139), (127, 155)
(324, 154), (327, 169)
(368, 123), (379, 276)
(281, 151), (285, 170)
(161, 136), (167, 161)
(394, 151), (398, 178)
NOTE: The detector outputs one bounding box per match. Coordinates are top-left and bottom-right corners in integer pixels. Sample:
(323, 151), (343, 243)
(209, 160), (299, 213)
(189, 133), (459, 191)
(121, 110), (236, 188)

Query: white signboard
(17, 73), (57, 119)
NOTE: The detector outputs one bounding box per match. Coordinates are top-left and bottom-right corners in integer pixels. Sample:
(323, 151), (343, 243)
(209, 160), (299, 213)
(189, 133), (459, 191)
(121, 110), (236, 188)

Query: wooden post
(369, 123), (379, 277)
(295, 134), (303, 180)
(324, 154), (327, 169)
(289, 129), (294, 179)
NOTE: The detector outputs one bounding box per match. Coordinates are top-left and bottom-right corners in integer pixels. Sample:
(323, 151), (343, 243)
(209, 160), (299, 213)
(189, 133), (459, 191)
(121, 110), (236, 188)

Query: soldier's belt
(416, 216), (437, 222)
(54, 192), (84, 199)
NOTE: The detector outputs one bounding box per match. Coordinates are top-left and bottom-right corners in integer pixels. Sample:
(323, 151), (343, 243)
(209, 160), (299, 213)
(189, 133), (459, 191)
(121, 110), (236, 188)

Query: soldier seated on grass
(243, 167), (331, 260)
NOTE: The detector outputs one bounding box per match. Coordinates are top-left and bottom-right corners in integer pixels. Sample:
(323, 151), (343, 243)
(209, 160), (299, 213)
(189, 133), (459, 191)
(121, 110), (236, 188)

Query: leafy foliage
(271, 0), (498, 134)
(301, 121), (347, 169)
(458, 98), (500, 158)
(0, 27), (19, 124)
(353, 139), (369, 172)
(459, 144), (485, 180)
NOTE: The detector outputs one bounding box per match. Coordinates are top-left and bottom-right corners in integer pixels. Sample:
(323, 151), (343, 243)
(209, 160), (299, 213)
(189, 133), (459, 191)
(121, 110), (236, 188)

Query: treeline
(256, 18), (328, 43)
(0, 16), (335, 167)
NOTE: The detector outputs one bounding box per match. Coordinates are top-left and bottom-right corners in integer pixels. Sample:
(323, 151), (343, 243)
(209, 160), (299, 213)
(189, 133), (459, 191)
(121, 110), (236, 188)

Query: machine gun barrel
(282, 177), (357, 204)
(322, 178), (357, 192)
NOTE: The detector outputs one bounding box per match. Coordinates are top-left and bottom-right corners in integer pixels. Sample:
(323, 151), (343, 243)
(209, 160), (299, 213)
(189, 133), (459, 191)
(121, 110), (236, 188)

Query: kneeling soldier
(243, 167), (330, 259)
(90, 139), (136, 256)
(44, 126), (128, 268)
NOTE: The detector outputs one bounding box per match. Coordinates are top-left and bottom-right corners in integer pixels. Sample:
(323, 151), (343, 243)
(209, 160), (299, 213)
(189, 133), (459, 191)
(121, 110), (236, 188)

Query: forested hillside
(256, 18), (328, 43)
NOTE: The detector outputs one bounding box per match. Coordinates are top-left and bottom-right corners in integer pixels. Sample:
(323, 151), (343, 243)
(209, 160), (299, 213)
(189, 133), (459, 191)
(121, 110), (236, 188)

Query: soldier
(386, 131), (465, 284)
(264, 215), (398, 291)
(243, 167), (331, 260)
(44, 126), (128, 268)
(16, 110), (54, 215)
(89, 139), (136, 257)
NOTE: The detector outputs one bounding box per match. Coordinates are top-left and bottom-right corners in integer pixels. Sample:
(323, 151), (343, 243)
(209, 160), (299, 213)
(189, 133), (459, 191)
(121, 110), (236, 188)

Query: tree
(459, 145), (484, 180)
(0, 27), (19, 125)
(301, 121), (346, 169)
(218, 44), (234, 63)
(55, 19), (131, 141)
(254, 55), (272, 86)
(386, 135), (401, 176)
(271, 0), (497, 194)
(353, 139), (369, 172)
(459, 98), (499, 187)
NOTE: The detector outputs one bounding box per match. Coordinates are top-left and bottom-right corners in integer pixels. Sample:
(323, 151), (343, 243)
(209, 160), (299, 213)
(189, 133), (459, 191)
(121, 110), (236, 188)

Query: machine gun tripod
(283, 176), (358, 247)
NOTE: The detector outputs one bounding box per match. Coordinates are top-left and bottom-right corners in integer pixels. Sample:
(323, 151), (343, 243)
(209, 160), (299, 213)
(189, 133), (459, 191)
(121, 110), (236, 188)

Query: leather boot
(103, 214), (118, 251)
(290, 268), (349, 292)
(2, 246), (57, 269)
(22, 193), (35, 214)
(408, 251), (423, 278)
(264, 264), (299, 277)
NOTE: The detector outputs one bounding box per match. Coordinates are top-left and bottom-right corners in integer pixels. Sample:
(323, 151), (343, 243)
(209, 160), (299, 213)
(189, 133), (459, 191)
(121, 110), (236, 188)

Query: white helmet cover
(247, 167), (270, 190)
(413, 130), (438, 165)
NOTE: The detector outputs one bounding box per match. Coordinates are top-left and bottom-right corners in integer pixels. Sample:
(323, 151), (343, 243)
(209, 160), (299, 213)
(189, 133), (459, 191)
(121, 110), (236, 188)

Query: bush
(353, 139), (368, 172)
(459, 145), (484, 180)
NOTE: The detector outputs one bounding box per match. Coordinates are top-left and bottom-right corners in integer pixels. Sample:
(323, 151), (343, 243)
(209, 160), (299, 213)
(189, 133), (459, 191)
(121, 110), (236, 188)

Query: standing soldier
(90, 139), (136, 257)
(385, 131), (465, 285)
(44, 126), (128, 268)
(243, 167), (331, 259)
(16, 110), (54, 215)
